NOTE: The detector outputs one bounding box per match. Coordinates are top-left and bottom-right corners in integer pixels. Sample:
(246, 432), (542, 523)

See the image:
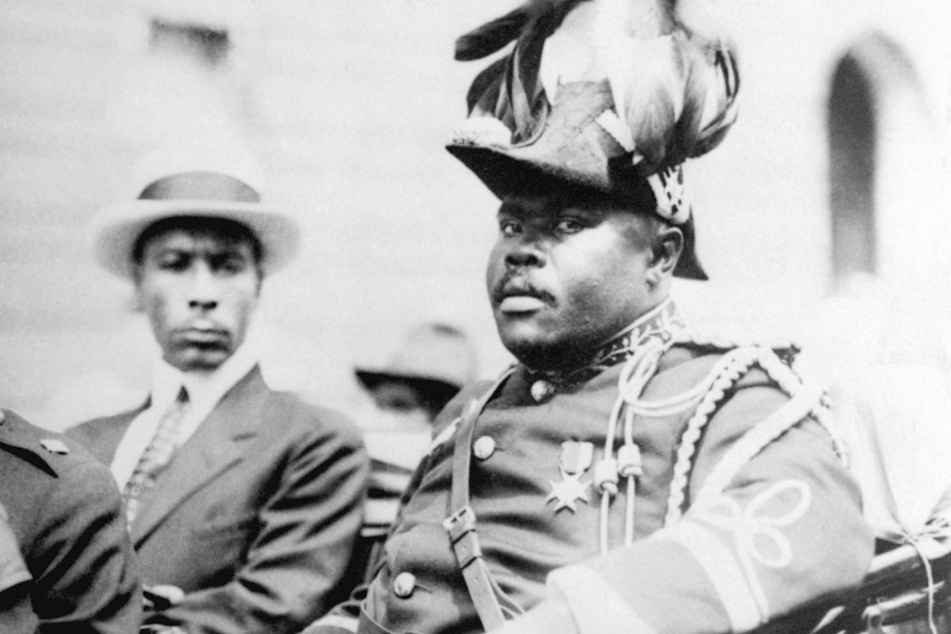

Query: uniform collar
(527, 297), (686, 389)
(150, 343), (259, 419)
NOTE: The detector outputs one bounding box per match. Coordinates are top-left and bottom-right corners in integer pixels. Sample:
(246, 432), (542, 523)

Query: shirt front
(110, 344), (259, 489)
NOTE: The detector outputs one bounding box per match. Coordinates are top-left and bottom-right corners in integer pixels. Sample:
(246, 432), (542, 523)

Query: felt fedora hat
(91, 142), (300, 279)
(356, 323), (480, 400)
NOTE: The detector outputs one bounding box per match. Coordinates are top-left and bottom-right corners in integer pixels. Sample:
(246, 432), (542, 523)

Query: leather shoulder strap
(443, 369), (522, 631)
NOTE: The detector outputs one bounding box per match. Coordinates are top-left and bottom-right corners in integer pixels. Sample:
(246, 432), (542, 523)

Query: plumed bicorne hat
(91, 141), (300, 280)
(447, 0), (740, 280)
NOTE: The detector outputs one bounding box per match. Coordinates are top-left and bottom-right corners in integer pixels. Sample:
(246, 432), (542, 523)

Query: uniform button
(530, 380), (555, 403)
(393, 572), (416, 598)
(473, 436), (496, 460)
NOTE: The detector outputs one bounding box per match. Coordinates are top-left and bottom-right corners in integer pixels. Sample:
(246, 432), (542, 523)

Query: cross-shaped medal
(546, 440), (594, 513)
(546, 475), (591, 512)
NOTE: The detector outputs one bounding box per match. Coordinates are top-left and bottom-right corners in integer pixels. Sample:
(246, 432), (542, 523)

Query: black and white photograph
(0, 1), (949, 632)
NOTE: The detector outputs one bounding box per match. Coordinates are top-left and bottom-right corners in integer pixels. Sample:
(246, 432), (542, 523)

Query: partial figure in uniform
(0, 409), (140, 633)
(67, 142), (370, 634)
(0, 503), (34, 634)
(353, 323), (480, 581)
(301, 1), (874, 633)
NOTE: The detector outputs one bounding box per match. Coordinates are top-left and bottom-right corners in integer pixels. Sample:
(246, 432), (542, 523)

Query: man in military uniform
(302, 2), (874, 633)
(0, 408), (140, 633)
(68, 141), (369, 634)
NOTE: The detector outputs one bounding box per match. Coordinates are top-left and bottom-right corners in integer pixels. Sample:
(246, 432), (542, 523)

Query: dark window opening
(828, 54), (877, 292)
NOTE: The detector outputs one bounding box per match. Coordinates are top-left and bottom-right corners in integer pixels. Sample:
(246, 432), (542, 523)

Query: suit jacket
(0, 409), (141, 634)
(68, 366), (370, 634)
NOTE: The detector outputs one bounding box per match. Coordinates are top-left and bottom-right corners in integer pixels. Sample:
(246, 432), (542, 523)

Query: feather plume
(456, 0), (738, 172)
(455, 5), (533, 61)
(455, 0), (585, 61)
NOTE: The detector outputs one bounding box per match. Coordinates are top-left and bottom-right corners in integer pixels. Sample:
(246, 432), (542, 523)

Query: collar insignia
(528, 299), (686, 396)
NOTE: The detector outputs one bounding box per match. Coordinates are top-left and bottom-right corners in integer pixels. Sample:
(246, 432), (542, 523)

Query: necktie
(123, 387), (190, 528)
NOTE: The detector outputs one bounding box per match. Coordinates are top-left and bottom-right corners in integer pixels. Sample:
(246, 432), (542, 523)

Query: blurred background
(0, 0), (949, 430)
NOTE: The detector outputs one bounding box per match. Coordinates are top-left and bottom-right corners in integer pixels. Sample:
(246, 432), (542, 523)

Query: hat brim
(91, 200), (300, 279)
(355, 370), (462, 401)
(446, 143), (708, 281)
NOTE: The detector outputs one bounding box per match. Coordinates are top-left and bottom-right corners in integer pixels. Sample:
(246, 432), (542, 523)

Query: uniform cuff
(299, 614), (358, 634)
(547, 564), (657, 634)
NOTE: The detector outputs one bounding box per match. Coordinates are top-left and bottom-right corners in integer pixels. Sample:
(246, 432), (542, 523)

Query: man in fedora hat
(302, 2), (873, 633)
(68, 142), (369, 634)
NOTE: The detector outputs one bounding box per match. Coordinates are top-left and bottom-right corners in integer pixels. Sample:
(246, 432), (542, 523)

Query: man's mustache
(491, 273), (556, 306)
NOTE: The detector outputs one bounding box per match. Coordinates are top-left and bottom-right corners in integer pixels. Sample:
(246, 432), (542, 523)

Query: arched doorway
(827, 33), (932, 295)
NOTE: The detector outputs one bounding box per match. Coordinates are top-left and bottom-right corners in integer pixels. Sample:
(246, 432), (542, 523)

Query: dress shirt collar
(149, 343), (259, 423)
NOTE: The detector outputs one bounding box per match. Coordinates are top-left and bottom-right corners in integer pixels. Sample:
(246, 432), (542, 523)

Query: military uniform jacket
(308, 304), (874, 634)
(68, 366), (370, 634)
(0, 409), (141, 634)
(0, 504), (37, 634)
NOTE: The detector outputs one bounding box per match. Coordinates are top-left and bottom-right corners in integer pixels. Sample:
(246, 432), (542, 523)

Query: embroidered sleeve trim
(657, 479), (812, 631)
(547, 565), (659, 634)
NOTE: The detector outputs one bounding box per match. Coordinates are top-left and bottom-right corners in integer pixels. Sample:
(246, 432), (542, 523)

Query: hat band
(139, 171), (261, 204)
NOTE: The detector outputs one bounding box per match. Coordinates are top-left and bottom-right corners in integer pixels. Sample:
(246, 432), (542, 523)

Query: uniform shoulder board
(39, 438), (70, 455)
(0, 410), (63, 477)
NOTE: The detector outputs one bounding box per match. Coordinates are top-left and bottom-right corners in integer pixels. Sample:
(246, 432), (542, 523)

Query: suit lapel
(100, 409), (142, 463)
(131, 367), (268, 546)
(78, 405), (146, 467)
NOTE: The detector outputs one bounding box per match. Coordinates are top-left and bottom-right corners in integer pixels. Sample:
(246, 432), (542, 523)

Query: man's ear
(131, 266), (146, 312)
(647, 225), (684, 283)
(255, 267), (264, 297)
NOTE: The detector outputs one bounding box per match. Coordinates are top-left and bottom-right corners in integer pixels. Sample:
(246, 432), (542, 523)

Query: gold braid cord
(663, 345), (761, 526)
(659, 336), (845, 527)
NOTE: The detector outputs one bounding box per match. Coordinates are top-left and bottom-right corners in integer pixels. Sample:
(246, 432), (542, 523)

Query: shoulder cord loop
(665, 345), (847, 527)
(596, 333), (762, 553)
(663, 345), (762, 526)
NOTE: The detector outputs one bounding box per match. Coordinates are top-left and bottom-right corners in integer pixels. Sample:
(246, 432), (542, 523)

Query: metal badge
(546, 441), (594, 512)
